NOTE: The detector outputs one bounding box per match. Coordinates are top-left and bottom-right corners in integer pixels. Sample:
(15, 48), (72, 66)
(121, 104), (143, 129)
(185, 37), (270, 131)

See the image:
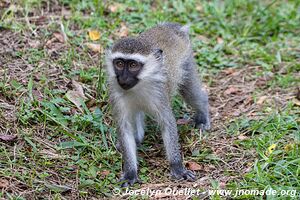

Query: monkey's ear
(105, 47), (112, 56)
(152, 49), (163, 60)
(180, 24), (190, 34)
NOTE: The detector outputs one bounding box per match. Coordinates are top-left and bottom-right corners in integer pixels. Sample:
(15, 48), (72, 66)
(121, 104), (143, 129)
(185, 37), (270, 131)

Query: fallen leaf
(45, 32), (66, 47)
(53, 32), (65, 43)
(255, 74), (273, 87)
(89, 106), (98, 112)
(0, 1), (9, 8)
(199, 176), (210, 182)
(61, 8), (72, 16)
(257, 96), (268, 105)
(222, 68), (236, 75)
(237, 135), (248, 141)
(100, 170), (110, 177)
(30, 15), (47, 25)
(86, 99), (96, 108)
(0, 179), (9, 188)
(244, 96), (253, 106)
(176, 118), (190, 125)
(65, 91), (84, 111)
(86, 43), (102, 53)
(217, 37), (224, 44)
(88, 30), (101, 41)
(219, 182), (226, 188)
(186, 161), (202, 171)
(72, 80), (85, 99)
(45, 37), (57, 47)
(243, 166), (252, 173)
(197, 35), (209, 43)
(28, 40), (41, 48)
(247, 110), (257, 117)
(0, 134), (17, 142)
(292, 98), (300, 106)
(45, 183), (72, 193)
(40, 149), (63, 159)
(267, 144), (276, 154)
(118, 23), (129, 37)
(196, 4), (203, 11)
(284, 143), (294, 152)
(66, 81), (87, 112)
(155, 192), (170, 198)
(108, 3), (122, 13)
(224, 86), (238, 95)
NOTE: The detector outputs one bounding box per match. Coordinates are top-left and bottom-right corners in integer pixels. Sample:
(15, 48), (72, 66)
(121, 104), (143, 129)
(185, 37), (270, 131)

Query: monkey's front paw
(119, 174), (141, 187)
(195, 114), (211, 131)
(195, 122), (211, 131)
(171, 168), (196, 182)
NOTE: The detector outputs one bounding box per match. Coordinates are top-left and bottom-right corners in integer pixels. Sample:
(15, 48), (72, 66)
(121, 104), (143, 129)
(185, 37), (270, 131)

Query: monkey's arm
(114, 110), (140, 187)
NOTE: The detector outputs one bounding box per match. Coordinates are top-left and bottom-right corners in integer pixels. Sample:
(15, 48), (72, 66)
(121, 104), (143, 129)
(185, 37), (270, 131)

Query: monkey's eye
(129, 61), (140, 71)
(114, 60), (124, 70)
(113, 59), (125, 70)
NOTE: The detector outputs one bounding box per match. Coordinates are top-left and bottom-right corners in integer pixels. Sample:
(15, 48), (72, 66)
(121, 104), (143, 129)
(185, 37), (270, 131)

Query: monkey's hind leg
(180, 61), (211, 131)
(134, 111), (145, 146)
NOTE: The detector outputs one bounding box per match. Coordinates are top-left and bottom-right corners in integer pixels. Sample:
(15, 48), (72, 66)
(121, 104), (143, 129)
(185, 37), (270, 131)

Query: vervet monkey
(105, 22), (210, 187)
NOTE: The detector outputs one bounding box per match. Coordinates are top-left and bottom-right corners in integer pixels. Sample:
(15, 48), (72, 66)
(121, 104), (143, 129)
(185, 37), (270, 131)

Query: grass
(0, 0), (299, 199)
(227, 105), (299, 198)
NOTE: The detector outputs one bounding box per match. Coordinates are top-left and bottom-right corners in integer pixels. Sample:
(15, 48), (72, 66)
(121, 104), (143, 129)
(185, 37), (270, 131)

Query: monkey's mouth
(119, 83), (133, 90)
(117, 79), (139, 90)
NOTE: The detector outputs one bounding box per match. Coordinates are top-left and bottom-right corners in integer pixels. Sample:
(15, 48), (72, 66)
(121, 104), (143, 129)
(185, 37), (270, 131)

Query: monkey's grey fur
(105, 22), (210, 187)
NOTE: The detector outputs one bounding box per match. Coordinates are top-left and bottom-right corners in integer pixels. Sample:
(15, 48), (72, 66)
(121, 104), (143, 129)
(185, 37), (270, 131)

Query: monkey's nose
(118, 77), (128, 85)
(118, 78), (126, 85)
(117, 77), (131, 90)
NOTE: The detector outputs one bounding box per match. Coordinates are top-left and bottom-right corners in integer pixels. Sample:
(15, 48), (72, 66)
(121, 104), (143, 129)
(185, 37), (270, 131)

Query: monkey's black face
(113, 58), (144, 90)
